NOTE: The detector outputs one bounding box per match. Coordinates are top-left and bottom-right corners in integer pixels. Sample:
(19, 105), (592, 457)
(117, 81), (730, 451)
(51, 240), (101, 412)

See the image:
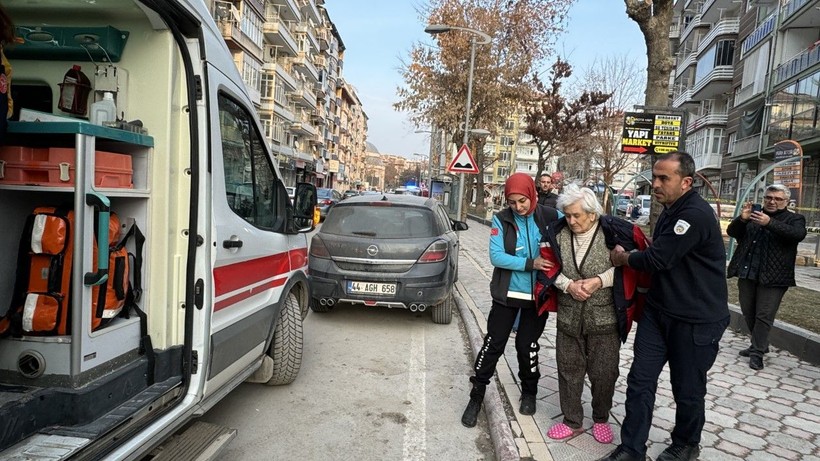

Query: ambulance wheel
(309, 296), (332, 313)
(431, 291), (453, 325)
(266, 291), (303, 385)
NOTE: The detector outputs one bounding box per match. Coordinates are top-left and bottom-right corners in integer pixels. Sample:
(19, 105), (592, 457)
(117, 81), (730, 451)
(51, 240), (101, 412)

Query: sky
(323, 1), (648, 159)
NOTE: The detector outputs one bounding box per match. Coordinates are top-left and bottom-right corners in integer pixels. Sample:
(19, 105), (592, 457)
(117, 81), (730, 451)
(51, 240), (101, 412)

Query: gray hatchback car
(308, 194), (468, 323)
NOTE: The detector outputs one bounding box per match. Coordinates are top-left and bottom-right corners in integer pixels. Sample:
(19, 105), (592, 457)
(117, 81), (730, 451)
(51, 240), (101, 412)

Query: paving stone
(720, 428), (768, 450)
(737, 422), (768, 437)
(746, 374), (781, 388)
(767, 388), (806, 403)
(714, 396), (754, 413)
(767, 431), (816, 454)
(765, 444), (804, 461)
(755, 399), (797, 416)
(714, 440), (752, 459)
(705, 409), (738, 429)
(733, 385), (771, 400)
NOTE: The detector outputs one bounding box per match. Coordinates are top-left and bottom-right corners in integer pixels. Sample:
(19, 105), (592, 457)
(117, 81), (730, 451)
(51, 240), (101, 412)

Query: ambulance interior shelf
(1, 120), (153, 194)
(5, 26), (129, 63)
(0, 121), (152, 385)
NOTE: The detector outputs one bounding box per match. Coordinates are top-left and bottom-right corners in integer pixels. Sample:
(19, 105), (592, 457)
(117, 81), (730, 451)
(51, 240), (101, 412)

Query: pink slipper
(591, 422), (614, 444)
(546, 422), (582, 440)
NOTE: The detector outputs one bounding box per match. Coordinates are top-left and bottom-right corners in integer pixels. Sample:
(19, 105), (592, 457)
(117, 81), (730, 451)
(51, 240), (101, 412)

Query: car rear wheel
(266, 291), (303, 385)
(309, 296), (333, 313)
(431, 291), (453, 324)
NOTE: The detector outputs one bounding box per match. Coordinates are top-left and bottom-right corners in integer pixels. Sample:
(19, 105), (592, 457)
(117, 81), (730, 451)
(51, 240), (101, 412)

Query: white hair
(766, 184), (791, 199)
(556, 183), (604, 216)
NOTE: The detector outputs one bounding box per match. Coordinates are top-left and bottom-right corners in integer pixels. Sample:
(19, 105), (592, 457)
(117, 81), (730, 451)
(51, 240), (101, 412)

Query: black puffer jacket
(727, 209), (807, 287)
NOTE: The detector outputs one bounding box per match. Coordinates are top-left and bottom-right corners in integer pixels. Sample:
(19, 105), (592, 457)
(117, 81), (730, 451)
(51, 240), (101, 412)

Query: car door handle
(223, 239), (244, 249)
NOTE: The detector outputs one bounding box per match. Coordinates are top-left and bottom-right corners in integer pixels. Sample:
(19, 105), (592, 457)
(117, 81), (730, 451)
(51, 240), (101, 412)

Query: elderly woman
(536, 185), (649, 445)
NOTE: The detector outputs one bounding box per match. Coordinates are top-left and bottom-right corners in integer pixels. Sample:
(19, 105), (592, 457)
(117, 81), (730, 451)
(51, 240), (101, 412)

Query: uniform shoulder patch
(673, 219), (691, 235)
(490, 228), (499, 236)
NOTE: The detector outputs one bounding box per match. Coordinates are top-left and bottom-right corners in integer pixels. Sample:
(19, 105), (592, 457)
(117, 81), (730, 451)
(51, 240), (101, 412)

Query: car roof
(337, 193), (437, 209)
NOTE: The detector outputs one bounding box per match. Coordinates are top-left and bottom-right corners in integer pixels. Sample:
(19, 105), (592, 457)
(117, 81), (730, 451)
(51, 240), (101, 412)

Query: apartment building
(670, 0), (819, 225)
(208, 0), (368, 191)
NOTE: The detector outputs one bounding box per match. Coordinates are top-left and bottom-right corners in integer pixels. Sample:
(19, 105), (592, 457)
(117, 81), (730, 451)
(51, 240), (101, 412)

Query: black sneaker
(656, 443), (700, 461)
(461, 397), (482, 428)
(519, 394), (536, 415)
(597, 445), (644, 461)
(750, 355), (764, 370)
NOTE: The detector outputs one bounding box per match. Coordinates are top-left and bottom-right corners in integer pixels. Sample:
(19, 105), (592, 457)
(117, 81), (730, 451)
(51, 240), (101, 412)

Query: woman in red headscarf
(461, 173), (560, 427)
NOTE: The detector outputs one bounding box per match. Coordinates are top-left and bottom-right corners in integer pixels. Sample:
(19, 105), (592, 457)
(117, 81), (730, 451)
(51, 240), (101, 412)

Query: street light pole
(424, 24), (492, 220)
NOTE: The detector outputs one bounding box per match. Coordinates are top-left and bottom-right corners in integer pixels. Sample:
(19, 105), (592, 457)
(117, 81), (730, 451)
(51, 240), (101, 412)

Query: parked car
(317, 187), (343, 221)
(342, 189), (361, 199)
(308, 194), (469, 323)
(635, 194), (652, 216)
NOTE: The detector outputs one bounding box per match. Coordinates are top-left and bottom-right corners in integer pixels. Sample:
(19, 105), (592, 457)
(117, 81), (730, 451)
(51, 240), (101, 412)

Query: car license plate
(347, 281), (396, 295)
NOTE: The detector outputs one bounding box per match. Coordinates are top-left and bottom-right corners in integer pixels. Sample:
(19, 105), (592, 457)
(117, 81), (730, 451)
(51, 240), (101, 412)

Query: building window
(261, 72), (275, 99)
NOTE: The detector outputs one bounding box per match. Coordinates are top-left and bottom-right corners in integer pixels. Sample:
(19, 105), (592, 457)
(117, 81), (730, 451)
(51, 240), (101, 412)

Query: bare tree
(524, 59), (611, 188)
(577, 54), (646, 210)
(396, 0), (574, 217)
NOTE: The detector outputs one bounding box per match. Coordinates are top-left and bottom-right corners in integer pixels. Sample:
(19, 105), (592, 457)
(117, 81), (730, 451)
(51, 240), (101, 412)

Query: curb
(454, 292), (520, 461)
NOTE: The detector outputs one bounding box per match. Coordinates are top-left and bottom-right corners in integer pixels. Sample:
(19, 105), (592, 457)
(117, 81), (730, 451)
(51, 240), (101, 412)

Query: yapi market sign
(621, 112), (682, 155)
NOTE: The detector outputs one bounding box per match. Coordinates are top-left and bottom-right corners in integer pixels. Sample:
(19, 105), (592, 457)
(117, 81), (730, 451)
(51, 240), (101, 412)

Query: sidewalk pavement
(454, 217), (820, 461)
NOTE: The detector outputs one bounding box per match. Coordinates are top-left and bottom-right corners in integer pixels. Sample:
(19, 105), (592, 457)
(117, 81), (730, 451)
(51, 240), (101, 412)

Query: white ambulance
(0, 0), (316, 458)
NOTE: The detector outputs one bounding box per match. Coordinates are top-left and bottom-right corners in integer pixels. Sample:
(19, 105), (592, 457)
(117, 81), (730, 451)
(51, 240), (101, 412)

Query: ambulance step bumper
(149, 421), (236, 461)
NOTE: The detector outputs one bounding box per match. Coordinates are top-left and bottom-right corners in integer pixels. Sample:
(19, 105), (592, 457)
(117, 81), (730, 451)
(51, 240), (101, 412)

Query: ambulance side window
(218, 94), (281, 229)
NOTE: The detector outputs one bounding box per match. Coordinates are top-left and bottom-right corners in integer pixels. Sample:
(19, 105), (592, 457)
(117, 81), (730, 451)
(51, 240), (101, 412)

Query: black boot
(461, 384), (486, 428)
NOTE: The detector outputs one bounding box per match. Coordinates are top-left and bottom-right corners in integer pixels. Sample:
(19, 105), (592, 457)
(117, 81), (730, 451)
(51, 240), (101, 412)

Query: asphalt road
(201, 224), (493, 460)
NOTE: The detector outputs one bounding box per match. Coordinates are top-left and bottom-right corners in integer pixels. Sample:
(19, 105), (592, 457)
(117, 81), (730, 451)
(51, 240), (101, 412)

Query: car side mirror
(452, 220), (469, 231)
(293, 182), (317, 232)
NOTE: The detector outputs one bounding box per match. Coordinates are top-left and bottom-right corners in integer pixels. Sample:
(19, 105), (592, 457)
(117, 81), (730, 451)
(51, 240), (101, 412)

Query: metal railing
(774, 43), (820, 86)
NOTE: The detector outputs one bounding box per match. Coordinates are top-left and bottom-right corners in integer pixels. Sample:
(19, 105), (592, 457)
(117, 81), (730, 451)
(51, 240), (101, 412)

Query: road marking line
(402, 327), (426, 461)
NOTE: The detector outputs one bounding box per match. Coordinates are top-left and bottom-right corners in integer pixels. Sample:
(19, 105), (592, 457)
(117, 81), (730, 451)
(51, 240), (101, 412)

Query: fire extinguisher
(58, 65), (91, 116)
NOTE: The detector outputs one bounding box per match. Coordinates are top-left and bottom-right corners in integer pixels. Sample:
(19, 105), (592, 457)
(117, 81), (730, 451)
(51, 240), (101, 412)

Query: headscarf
(504, 173), (538, 216)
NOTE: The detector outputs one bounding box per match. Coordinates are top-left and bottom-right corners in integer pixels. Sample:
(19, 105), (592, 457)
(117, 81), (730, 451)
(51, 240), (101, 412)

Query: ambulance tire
(431, 290), (453, 325)
(266, 291), (303, 385)
(309, 296), (332, 313)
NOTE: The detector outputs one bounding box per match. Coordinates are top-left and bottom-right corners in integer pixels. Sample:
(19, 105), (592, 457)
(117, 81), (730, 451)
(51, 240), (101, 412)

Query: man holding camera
(727, 184), (807, 371)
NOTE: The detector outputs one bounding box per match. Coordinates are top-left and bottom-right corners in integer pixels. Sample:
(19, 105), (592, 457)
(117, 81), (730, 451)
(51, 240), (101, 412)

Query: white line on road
(402, 327), (426, 461)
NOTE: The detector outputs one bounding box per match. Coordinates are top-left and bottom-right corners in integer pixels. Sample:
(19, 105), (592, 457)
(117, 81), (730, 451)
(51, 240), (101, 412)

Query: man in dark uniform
(537, 173), (558, 209)
(601, 152), (729, 461)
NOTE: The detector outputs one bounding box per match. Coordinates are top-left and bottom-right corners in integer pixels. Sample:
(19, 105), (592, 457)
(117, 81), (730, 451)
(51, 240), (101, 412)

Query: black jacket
(490, 204), (560, 306)
(627, 190), (728, 323)
(726, 208), (807, 287)
(537, 190), (558, 209)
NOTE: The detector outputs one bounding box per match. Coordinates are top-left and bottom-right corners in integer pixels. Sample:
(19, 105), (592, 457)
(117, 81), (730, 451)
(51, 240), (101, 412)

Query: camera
(751, 203), (762, 213)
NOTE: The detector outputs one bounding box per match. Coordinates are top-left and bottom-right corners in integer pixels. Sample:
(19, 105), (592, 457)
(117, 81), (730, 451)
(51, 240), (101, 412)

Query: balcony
(696, 18), (739, 55)
(781, 0), (820, 28)
(691, 66), (733, 99)
(687, 112), (728, 132)
(316, 28), (329, 51)
(292, 52), (320, 83)
(263, 14), (298, 55)
(734, 78), (766, 107)
(680, 14), (704, 42)
(773, 43), (820, 86)
(676, 48), (697, 77)
(673, 87), (695, 107)
(700, 0), (737, 23)
(731, 134), (762, 159)
(213, 2), (263, 57)
(740, 12), (775, 57)
(294, 22), (318, 52)
(299, 0), (322, 23)
(267, 0), (300, 21)
(289, 83), (317, 108)
(273, 62), (298, 90)
(695, 152), (723, 170)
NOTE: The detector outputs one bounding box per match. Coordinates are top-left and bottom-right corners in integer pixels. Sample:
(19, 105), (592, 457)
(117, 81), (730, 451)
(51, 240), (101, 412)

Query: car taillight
(322, 199), (333, 205)
(310, 236), (330, 259)
(418, 240), (448, 263)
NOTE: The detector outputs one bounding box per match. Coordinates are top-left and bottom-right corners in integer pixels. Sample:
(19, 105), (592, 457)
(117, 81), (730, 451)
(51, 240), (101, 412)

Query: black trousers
(471, 301), (548, 396)
(737, 278), (787, 358)
(619, 307), (728, 457)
